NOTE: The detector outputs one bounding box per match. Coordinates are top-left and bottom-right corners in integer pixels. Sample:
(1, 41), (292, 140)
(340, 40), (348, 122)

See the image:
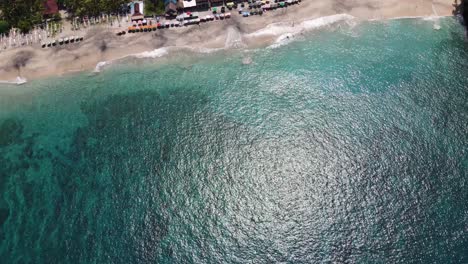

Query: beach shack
(195, 0), (210, 11)
(209, 0), (224, 7)
(129, 1), (144, 21)
(42, 0), (58, 18)
(165, 0), (178, 16)
(179, 0), (197, 12)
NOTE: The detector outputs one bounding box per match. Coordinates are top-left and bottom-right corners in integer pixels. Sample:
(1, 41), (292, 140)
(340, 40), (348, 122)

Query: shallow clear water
(0, 18), (467, 263)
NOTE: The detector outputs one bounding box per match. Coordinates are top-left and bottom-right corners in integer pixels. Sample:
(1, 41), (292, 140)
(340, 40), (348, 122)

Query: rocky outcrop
(455, 0), (468, 33)
(460, 0), (467, 23)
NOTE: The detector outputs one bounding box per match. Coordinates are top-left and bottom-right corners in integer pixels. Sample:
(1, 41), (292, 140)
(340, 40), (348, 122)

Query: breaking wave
(93, 46), (223, 73)
(92, 13), (450, 73)
(0, 76), (28, 85)
(245, 14), (356, 48)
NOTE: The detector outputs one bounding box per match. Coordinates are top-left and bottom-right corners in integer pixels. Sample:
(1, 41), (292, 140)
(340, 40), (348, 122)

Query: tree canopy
(144, 0), (165, 15)
(63, 0), (129, 17)
(0, 0), (131, 33)
(0, 0), (44, 33)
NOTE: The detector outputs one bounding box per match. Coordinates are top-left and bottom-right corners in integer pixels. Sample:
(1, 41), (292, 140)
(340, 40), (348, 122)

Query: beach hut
(165, 0), (177, 16)
(225, 13), (231, 18)
(212, 7), (217, 14)
(210, 0), (224, 7)
(43, 0), (59, 18)
(64, 37), (69, 44)
(179, 0), (197, 11)
(194, 0), (209, 11)
(129, 1), (145, 21)
(242, 11), (249, 17)
(226, 2), (235, 10)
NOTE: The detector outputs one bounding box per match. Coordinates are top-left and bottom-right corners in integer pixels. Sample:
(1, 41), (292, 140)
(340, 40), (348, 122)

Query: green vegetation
(0, 0), (43, 33)
(144, 0), (165, 16)
(0, 20), (10, 34)
(63, 0), (128, 17)
(0, 0), (128, 33)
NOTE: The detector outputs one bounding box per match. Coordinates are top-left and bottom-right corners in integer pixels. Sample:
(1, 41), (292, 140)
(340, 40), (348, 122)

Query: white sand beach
(0, 0), (456, 82)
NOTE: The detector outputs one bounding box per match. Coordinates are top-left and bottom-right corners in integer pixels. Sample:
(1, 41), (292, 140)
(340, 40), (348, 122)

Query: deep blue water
(0, 18), (467, 263)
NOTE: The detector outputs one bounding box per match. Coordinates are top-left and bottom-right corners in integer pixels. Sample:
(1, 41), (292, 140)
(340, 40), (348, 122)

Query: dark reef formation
(457, 0), (468, 32)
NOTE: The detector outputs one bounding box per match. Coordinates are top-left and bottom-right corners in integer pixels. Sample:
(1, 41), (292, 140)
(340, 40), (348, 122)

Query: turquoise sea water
(0, 18), (467, 263)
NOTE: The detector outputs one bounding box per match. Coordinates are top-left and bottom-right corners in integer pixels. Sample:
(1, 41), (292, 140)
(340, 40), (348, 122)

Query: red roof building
(43, 0), (59, 16)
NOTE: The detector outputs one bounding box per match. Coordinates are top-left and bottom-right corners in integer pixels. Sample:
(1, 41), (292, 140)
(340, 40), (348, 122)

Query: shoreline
(0, 0), (456, 83)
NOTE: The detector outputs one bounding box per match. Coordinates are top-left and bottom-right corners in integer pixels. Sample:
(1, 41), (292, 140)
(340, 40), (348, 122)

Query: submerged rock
(0, 118), (23, 147)
(0, 208), (9, 227)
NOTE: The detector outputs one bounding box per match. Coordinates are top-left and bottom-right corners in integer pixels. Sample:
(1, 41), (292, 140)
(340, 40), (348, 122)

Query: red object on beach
(43, 0), (58, 15)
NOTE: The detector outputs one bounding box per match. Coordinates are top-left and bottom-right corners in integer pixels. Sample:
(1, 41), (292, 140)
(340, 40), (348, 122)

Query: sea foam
(94, 61), (112, 73)
(133, 47), (169, 59)
(245, 14), (356, 48)
(0, 76), (28, 85)
(93, 14), (356, 73)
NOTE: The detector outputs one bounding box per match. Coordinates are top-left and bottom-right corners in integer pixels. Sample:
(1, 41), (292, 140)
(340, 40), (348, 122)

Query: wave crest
(0, 76), (28, 85)
(93, 14), (356, 73)
(248, 14), (354, 37)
